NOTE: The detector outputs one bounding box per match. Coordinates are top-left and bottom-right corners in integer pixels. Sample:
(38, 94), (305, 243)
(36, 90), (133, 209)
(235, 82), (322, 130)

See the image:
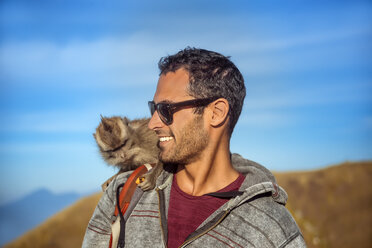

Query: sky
(0, 0), (371, 205)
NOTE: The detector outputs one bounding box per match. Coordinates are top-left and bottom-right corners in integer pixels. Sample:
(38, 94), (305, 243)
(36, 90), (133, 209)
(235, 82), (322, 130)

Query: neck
(175, 135), (239, 196)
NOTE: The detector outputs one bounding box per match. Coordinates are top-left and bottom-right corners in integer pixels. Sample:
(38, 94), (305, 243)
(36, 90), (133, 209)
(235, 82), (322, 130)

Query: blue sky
(0, 0), (371, 204)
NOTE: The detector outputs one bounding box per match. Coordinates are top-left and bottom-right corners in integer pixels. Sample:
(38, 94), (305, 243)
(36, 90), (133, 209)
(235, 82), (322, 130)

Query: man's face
(148, 68), (209, 165)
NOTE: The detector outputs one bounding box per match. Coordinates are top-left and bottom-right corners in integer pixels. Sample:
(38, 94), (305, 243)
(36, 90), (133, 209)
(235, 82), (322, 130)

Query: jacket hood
(231, 153), (288, 208)
(156, 153), (288, 207)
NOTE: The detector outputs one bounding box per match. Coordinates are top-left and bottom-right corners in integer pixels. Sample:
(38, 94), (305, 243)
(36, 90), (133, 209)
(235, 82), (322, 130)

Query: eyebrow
(154, 99), (176, 104)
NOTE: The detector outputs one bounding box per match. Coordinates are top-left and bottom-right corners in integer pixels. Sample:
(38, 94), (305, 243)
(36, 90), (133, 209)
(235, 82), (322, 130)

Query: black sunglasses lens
(148, 102), (172, 124)
(158, 104), (172, 124)
(148, 102), (155, 115)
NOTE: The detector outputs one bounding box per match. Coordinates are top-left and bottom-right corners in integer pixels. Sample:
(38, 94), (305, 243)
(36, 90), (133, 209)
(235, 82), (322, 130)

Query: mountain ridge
(0, 188), (81, 246)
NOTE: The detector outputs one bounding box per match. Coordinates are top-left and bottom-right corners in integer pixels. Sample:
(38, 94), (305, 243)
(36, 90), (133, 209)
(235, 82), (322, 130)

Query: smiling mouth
(159, 136), (174, 142)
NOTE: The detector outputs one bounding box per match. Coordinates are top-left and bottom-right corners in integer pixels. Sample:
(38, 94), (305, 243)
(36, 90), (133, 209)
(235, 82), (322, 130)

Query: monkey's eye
(122, 139), (128, 147)
(106, 139), (127, 153)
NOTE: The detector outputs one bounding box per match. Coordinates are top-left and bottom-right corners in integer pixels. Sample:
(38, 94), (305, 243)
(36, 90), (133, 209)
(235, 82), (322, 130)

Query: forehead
(153, 68), (191, 102)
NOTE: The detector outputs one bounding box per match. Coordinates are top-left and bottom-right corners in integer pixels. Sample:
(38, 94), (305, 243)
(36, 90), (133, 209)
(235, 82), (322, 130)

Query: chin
(159, 152), (176, 164)
(160, 153), (195, 166)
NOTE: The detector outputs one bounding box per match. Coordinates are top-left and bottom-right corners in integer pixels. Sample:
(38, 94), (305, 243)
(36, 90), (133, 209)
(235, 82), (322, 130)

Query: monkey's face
(148, 68), (210, 164)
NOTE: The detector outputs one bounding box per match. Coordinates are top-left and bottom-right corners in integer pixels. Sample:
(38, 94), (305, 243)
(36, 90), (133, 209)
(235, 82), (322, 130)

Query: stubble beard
(159, 115), (209, 165)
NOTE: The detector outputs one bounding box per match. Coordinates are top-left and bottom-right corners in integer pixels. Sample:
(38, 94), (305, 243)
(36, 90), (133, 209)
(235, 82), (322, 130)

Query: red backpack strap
(114, 164), (151, 216)
(110, 164), (152, 248)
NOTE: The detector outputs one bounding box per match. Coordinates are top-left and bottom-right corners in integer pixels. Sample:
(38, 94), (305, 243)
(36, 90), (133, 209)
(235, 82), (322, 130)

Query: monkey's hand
(94, 116), (129, 152)
(137, 162), (164, 191)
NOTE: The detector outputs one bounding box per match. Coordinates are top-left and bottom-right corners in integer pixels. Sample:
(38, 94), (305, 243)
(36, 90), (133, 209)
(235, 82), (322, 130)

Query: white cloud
(0, 101), (151, 133)
(0, 110), (97, 133)
(0, 141), (92, 153)
(2, 25), (369, 88)
(0, 35), (163, 88)
(227, 26), (371, 54)
(245, 79), (372, 111)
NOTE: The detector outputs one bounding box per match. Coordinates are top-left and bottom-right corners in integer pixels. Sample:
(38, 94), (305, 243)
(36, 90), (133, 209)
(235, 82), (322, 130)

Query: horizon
(0, 0), (371, 205)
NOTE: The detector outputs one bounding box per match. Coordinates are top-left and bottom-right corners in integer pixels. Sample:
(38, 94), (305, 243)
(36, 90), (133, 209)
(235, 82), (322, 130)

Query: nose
(148, 110), (164, 130)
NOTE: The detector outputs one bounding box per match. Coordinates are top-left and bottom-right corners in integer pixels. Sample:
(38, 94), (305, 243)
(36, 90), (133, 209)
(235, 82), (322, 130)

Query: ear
(209, 98), (229, 128)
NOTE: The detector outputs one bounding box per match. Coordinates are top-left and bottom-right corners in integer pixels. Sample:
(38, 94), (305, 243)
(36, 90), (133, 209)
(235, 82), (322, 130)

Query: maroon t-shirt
(167, 174), (245, 248)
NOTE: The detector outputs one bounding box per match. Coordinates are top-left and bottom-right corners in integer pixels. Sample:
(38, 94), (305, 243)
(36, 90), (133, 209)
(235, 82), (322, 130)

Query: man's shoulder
(235, 194), (297, 226)
(227, 194), (303, 245)
(232, 153), (277, 182)
(110, 170), (136, 187)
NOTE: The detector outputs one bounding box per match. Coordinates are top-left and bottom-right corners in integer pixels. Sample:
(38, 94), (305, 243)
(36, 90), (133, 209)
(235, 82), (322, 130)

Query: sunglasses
(148, 97), (217, 125)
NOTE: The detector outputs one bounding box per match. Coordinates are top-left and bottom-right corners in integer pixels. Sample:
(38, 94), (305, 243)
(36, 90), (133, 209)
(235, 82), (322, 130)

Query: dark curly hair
(158, 47), (246, 136)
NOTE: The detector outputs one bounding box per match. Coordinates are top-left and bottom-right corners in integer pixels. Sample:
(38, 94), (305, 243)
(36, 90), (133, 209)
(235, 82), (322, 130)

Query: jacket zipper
(178, 210), (230, 248)
(156, 188), (167, 248)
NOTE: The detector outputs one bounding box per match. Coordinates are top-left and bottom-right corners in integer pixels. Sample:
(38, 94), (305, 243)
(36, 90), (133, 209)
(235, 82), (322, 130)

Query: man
(83, 48), (306, 247)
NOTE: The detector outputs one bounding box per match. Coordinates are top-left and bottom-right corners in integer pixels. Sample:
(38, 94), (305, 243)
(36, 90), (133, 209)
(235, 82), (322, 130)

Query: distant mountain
(0, 188), (80, 246)
(4, 161), (372, 248)
(3, 192), (102, 248)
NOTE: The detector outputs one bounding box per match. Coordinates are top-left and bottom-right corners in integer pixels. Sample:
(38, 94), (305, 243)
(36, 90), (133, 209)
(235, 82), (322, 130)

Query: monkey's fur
(94, 116), (163, 191)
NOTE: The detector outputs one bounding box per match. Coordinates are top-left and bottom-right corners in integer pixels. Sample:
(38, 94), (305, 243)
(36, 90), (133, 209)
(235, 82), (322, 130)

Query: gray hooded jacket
(82, 154), (306, 247)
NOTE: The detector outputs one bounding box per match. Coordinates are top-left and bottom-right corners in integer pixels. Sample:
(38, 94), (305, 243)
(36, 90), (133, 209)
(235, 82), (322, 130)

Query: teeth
(159, 137), (174, 142)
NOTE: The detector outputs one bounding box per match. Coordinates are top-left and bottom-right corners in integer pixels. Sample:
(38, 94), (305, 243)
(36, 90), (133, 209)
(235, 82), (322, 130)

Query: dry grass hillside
(5, 161), (372, 248)
(275, 161), (372, 248)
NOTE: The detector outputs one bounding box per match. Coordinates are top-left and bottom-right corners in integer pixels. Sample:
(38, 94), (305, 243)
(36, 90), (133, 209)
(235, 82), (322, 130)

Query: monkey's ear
(93, 133), (96, 138)
(209, 98), (229, 128)
(122, 117), (129, 125)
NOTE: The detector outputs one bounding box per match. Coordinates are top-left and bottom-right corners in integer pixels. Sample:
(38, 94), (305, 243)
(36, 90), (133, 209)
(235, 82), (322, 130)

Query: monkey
(94, 116), (163, 191)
